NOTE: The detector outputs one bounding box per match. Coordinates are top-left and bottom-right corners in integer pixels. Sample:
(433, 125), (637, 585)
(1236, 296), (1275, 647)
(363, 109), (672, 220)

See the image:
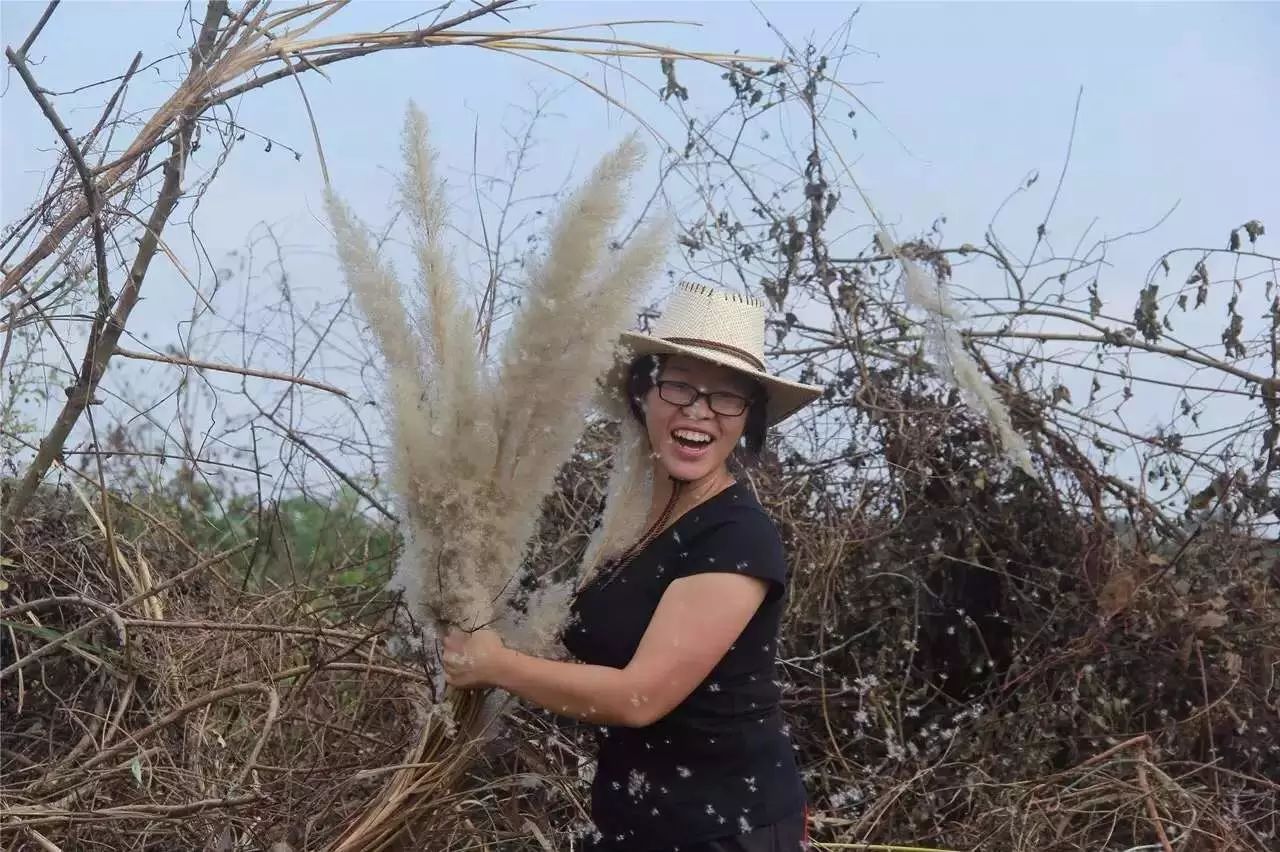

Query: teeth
(674, 429), (712, 444)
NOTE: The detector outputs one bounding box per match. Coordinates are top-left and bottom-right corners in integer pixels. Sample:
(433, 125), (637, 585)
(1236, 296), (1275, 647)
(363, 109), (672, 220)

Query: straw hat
(613, 282), (823, 425)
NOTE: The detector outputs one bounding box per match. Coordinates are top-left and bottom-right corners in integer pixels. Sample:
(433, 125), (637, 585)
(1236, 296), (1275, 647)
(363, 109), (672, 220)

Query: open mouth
(671, 428), (714, 451)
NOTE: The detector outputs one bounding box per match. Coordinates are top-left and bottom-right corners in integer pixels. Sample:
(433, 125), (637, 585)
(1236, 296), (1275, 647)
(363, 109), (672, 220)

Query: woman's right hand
(441, 627), (510, 689)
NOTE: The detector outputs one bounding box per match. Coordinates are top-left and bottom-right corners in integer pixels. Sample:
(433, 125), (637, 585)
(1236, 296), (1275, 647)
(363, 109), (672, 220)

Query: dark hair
(625, 354), (768, 458)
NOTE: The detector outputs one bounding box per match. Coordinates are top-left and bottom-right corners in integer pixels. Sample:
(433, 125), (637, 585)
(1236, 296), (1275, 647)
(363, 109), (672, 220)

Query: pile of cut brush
(0, 488), (456, 851)
(3, 404), (1279, 852)
(487, 406), (1280, 852)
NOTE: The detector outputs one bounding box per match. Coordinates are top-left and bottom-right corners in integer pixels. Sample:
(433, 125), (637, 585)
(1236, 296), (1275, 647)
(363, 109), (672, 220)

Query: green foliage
(224, 488), (398, 592)
(126, 473), (398, 595)
(0, 323), (58, 475)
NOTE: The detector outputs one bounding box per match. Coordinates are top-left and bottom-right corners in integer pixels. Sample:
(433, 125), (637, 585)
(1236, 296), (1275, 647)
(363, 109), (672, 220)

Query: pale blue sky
(5, 2), (1276, 283)
(2, 1), (1277, 495)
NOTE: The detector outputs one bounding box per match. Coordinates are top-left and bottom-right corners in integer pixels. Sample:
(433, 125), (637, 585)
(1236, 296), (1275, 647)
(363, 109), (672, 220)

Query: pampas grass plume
(327, 106), (666, 652)
(889, 231), (1036, 477)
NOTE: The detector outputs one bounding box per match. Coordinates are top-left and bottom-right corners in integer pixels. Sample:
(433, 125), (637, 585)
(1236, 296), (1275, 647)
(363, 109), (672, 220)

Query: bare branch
(1, 1), (227, 536)
(15, 0), (60, 56)
(113, 345), (350, 398)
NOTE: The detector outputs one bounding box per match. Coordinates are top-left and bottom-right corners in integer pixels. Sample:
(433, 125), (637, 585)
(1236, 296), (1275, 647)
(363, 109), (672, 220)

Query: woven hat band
(615, 281), (824, 426)
(649, 284), (767, 364)
(661, 337), (766, 372)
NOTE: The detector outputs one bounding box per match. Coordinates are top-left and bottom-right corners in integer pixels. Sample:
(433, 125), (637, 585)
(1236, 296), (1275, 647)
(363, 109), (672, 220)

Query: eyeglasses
(656, 380), (753, 417)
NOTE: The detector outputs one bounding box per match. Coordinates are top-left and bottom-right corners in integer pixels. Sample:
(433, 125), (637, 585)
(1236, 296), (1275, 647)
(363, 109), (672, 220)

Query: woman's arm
(443, 571), (768, 727)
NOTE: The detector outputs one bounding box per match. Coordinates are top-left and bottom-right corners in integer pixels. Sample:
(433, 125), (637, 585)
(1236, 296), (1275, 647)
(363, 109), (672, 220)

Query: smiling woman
(634, 356), (762, 481)
(443, 284), (823, 851)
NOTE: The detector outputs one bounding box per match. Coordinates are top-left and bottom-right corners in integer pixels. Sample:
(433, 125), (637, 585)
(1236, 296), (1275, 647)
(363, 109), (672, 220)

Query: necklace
(580, 472), (737, 595)
(581, 478), (683, 595)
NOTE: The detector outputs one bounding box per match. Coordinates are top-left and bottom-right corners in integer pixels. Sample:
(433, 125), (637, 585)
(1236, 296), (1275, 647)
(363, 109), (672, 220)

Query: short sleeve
(670, 508), (788, 602)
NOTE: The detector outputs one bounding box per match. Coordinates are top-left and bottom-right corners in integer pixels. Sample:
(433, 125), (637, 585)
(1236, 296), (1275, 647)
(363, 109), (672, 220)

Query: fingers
(439, 627), (497, 690)
(440, 638), (467, 668)
(441, 655), (463, 686)
(442, 661), (476, 689)
(440, 630), (472, 687)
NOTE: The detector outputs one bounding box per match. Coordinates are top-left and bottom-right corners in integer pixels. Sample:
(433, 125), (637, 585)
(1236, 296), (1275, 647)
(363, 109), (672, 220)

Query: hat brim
(609, 332), (823, 426)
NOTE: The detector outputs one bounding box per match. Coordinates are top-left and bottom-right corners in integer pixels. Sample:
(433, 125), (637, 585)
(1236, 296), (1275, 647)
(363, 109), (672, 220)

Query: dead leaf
(1194, 611), (1228, 631)
(1243, 218), (1265, 245)
(1097, 570), (1138, 619)
(1224, 651), (1243, 677)
(1177, 634), (1196, 665)
(1190, 484), (1217, 510)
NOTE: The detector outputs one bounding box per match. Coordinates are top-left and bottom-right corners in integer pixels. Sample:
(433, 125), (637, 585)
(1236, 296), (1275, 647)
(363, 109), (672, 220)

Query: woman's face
(642, 355), (755, 484)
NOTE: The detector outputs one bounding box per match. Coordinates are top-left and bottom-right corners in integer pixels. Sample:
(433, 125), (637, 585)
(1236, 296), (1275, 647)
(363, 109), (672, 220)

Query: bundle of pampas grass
(322, 102), (666, 850)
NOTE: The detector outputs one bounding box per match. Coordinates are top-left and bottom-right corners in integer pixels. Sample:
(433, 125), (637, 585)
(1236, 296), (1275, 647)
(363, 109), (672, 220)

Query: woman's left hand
(441, 627), (509, 689)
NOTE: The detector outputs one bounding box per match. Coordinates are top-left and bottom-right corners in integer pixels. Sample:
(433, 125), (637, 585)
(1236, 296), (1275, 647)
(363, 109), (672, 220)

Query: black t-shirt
(562, 482), (806, 851)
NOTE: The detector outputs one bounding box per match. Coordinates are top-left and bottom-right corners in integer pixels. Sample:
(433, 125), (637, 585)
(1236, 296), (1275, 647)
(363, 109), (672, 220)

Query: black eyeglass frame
(655, 379), (754, 417)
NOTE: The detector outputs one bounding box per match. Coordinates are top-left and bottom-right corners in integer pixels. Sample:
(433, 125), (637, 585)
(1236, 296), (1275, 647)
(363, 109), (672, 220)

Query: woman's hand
(441, 627), (509, 690)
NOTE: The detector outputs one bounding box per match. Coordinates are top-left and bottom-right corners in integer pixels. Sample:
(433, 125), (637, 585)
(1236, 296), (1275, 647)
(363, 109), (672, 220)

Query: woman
(443, 283), (822, 851)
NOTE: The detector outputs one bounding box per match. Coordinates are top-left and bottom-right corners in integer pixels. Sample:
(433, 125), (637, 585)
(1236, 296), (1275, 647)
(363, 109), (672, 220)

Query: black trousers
(666, 808), (808, 852)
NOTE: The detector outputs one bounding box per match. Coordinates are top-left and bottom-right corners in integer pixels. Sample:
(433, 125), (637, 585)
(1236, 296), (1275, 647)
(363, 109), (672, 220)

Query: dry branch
(0, 0), (747, 539)
(112, 346), (351, 398)
(1, 1), (225, 538)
